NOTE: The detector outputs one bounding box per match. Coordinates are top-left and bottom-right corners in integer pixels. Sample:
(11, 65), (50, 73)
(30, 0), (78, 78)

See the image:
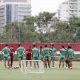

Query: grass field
(0, 61), (80, 80)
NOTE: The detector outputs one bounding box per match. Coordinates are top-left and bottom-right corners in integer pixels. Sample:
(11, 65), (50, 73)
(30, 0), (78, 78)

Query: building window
(6, 4), (12, 24)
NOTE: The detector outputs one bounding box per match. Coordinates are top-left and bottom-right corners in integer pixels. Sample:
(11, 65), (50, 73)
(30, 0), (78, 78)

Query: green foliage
(0, 12), (80, 43)
(35, 12), (55, 33)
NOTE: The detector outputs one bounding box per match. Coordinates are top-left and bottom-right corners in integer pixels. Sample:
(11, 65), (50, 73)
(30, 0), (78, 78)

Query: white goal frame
(21, 60), (44, 73)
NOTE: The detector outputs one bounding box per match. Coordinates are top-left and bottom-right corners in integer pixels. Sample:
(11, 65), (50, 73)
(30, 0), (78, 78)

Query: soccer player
(50, 44), (57, 67)
(39, 46), (44, 61)
(2, 44), (10, 69)
(59, 46), (66, 68)
(26, 47), (32, 68)
(32, 44), (39, 68)
(9, 46), (15, 68)
(43, 45), (51, 68)
(65, 47), (69, 68)
(16, 44), (25, 68)
(66, 46), (74, 69)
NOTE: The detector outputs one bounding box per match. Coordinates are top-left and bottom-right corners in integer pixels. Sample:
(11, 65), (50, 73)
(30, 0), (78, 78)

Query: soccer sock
(59, 63), (61, 68)
(62, 63), (64, 68)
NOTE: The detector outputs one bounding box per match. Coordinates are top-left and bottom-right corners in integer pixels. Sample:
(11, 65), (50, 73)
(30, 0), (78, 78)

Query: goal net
(21, 60), (44, 73)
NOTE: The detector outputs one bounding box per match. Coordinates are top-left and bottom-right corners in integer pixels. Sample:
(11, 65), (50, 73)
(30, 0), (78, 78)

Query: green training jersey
(32, 47), (39, 58)
(17, 47), (25, 56)
(2, 47), (10, 59)
(50, 48), (56, 57)
(60, 48), (66, 57)
(67, 49), (74, 60)
(39, 50), (43, 58)
(2, 47), (10, 55)
(67, 49), (74, 55)
(43, 47), (50, 57)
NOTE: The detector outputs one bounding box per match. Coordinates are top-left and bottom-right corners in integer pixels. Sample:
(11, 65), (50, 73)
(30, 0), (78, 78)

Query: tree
(34, 12), (56, 42)
(22, 16), (39, 42)
(68, 16), (80, 42)
(35, 12), (55, 34)
(2, 16), (39, 42)
(2, 22), (20, 42)
(1, 12), (80, 43)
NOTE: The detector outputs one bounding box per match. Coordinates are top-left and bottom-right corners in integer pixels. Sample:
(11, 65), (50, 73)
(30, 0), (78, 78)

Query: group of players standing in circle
(1, 43), (74, 69)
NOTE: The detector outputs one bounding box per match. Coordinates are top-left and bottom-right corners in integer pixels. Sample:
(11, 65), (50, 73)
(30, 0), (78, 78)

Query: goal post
(21, 60), (44, 73)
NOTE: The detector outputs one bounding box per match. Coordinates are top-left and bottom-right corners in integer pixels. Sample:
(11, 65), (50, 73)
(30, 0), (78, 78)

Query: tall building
(58, 1), (69, 21)
(0, 0), (31, 31)
(58, 0), (80, 21)
(69, 0), (80, 16)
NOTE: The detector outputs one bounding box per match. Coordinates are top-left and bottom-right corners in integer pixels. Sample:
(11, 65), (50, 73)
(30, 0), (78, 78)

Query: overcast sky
(31, 0), (65, 16)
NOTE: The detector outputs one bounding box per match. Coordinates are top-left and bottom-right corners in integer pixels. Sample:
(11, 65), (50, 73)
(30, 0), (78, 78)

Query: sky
(31, 0), (65, 16)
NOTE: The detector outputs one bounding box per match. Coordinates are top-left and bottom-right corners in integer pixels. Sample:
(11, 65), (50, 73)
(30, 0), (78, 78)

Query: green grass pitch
(0, 61), (80, 80)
